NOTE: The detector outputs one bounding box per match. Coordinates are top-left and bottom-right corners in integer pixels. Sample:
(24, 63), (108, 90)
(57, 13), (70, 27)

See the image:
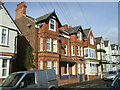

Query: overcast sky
(3, 1), (119, 44)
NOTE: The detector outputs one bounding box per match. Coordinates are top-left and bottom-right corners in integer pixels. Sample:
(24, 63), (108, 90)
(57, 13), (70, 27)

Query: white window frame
(40, 60), (43, 69)
(53, 61), (57, 74)
(90, 36), (94, 45)
(46, 61), (52, 69)
(72, 64), (76, 75)
(0, 27), (9, 46)
(77, 46), (80, 56)
(40, 37), (43, 51)
(0, 59), (9, 78)
(77, 31), (82, 41)
(49, 18), (56, 32)
(71, 45), (75, 56)
(84, 48), (96, 59)
(81, 64), (84, 74)
(46, 37), (51, 51)
(53, 39), (57, 52)
(64, 44), (67, 56)
(77, 63), (81, 74)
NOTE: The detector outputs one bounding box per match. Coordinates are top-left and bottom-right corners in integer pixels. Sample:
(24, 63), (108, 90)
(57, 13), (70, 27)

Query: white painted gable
(0, 4), (21, 34)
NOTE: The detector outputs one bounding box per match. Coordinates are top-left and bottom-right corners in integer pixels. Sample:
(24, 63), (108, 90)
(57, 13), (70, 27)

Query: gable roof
(0, 3), (21, 34)
(95, 37), (102, 44)
(35, 11), (53, 22)
(104, 40), (109, 47)
(83, 28), (91, 39)
(35, 11), (62, 27)
(111, 44), (116, 50)
(63, 25), (85, 36)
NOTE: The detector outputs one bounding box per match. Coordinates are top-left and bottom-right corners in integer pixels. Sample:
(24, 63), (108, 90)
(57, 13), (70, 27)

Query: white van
(0, 69), (58, 90)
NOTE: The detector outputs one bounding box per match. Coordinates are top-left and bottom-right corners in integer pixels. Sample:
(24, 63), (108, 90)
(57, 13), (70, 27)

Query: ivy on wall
(25, 46), (35, 70)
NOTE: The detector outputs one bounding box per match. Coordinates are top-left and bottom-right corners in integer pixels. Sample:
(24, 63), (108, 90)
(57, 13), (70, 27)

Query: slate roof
(83, 28), (90, 39)
(104, 40), (109, 47)
(26, 15), (35, 21)
(95, 37), (102, 44)
(64, 26), (83, 35)
(35, 11), (62, 27)
(35, 11), (54, 23)
(25, 11), (62, 27)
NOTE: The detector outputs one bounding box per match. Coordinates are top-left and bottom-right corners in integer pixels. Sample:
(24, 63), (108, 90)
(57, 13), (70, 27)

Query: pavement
(60, 79), (112, 89)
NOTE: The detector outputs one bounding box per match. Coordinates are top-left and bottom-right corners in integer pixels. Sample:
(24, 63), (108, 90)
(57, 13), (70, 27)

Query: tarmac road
(61, 79), (112, 89)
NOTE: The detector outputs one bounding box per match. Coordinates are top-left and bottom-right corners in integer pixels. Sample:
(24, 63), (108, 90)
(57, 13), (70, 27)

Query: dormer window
(49, 18), (56, 32)
(77, 31), (82, 41)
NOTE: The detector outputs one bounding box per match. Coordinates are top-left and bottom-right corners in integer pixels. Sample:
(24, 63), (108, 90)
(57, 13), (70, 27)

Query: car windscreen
(2, 73), (24, 87)
(111, 76), (120, 88)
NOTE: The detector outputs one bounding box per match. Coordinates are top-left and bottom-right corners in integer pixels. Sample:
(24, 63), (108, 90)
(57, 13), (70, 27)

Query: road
(61, 79), (112, 89)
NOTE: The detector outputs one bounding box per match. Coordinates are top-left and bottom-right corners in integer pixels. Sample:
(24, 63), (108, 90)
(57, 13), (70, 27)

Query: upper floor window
(90, 36), (94, 45)
(84, 48), (96, 59)
(46, 37), (51, 51)
(71, 45), (75, 56)
(64, 44), (67, 56)
(77, 31), (82, 41)
(77, 46), (80, 56)
(53, 39), (57, 52)
(40, 37), (43, 51)
(0, 27), (9, 46)
(49, 18), (56, 32)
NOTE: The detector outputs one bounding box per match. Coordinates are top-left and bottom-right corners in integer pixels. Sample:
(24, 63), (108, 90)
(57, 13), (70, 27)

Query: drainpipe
(34, 23), (43, 70)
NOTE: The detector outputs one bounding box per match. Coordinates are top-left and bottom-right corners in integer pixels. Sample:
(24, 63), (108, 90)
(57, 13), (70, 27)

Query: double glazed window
(49, 18), (56, 32)
(46, 61), (52, 69)
(40, 37), (43, 51)
(46, 38), (51, 51)
(0, 59), (9, 78)
(71, 45), (75, 56)
(90, 36), (94, 45)
(77, 31), (82, 41)
(0, 27), (9, 45)
(53, 39), (57, 52)
(64, 44), (67, 56)
(84, 48), (96, 59)
(46, 38), (57, 52)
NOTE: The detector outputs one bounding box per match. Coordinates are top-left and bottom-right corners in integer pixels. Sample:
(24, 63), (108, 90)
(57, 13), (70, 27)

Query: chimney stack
(15, 1), (27, 19)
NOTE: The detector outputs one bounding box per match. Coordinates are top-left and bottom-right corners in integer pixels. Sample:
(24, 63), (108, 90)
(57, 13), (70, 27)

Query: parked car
(103, 71), (118, 81)
(107, 74), (120, 90)
(0, 69), (58, 90)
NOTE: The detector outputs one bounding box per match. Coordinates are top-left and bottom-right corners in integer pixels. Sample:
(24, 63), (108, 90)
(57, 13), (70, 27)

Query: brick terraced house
(15, 2), (100, 86)
(83, 28), (99, 80)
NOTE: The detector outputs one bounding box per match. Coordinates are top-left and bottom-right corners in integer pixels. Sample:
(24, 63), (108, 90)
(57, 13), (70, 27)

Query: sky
(3, 1), (119, 44)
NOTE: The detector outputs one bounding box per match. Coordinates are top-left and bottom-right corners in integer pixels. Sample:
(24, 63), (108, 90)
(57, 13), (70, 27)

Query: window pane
(26, 73), (35, 85)
(1, 29), (7, 44)
(40, 61), (43, 69)
(53, 39), (57, 52)
(2, 59), (7, 68)
(2, 69), (7, 76)
(40, 37), (43, 51)
(46, 38), (51, 51)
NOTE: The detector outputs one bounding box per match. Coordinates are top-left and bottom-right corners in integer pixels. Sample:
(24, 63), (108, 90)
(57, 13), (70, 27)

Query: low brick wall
(58, 77), (80, 86)
(87, 75), (99, 81)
